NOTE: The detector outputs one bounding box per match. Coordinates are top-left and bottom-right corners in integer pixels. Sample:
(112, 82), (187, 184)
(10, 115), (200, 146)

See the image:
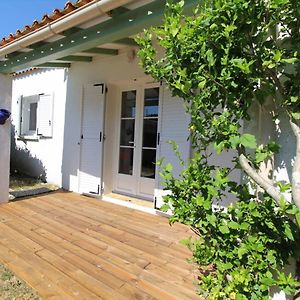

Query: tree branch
(290, 119), (300, 212)
(237, 148), (287, 205)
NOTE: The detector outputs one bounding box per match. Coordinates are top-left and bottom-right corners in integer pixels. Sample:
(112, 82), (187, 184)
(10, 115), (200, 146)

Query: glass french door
(115, 85), (160, 200)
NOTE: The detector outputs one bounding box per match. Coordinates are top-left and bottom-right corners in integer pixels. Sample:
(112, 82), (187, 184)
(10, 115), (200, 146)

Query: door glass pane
(29, 102), (37, 131)
(122, 91), (136, 118)
(119, 148), (134, 175)
(141, 149), (156, 178)
(141, 87), (159, 179)
(119, 90), (136, 176)
(120, 120), (135, 146)
(144, 88), (159, 117)
(143, 119), (158, 148)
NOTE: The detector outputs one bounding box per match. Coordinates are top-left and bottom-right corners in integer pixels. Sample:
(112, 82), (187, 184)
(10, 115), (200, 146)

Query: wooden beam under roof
(56, 55), (93, 62)
(113, 38), (138, 47)
(37, 62), (71, 68)
(5, 51), (23, 59)
(82, 48), (118, 55)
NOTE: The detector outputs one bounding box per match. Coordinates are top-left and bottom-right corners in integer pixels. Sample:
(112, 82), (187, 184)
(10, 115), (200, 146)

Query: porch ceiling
(0, 0), (198, 74)
(0, 191), (198, 299)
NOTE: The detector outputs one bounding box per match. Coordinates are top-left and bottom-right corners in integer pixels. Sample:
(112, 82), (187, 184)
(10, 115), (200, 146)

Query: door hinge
(93, 83), (105, 94)
(154, 196), (158, 209)
(99, 131), (102, 142)
(157, 132), (160, 145)
(81, 134), (83, 139)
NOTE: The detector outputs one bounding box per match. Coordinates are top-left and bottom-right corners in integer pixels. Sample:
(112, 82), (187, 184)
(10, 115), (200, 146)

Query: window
(20, 94), (53, 138)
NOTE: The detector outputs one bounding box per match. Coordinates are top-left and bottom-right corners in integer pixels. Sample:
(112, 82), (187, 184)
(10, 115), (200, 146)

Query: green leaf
(196, 195), (205, 206)
(214, 141), (226, 154)
(291, 112), (300, 120)
(165, 163), (173, 172)
(228, 221), (239, 229)
(198, 79), (206, 89)
(160, 204), (170, 212)
(296, 212), (300, 227)
(239, 134), (257, 149)
(206, 49), (215, 67)
(229, 135), (240, 149)
(238, 247), (248, 259)
(219, 225), (230, 234)
(282, 57), (298, 64)
(267, 141), (280, 153)
(266, 252), (276, 264)
(284, 224), (294, 241)
(240, 222), (249, 230)
(261, 276), (275, 286)
(273, 50), (282, 62)
(290, 96), (298, 103)
(231, 58), (254, 74)
(255, 152), (268, 163)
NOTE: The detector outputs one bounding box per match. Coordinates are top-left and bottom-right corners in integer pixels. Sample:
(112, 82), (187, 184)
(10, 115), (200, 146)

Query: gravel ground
(0, 264), (41, 300)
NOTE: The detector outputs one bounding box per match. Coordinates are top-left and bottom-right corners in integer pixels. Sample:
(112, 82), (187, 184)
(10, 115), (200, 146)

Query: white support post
(0, 74), (12, 203)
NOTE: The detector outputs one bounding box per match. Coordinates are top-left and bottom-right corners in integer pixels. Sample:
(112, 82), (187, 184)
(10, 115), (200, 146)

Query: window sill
(17, 135), (39, 142)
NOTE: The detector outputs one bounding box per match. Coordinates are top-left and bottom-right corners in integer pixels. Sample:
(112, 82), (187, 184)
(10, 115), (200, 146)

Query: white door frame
(113, 82), (162, 200)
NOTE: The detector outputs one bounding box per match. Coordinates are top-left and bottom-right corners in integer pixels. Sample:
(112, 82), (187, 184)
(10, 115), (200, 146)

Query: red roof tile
(0, 0), (94, 48)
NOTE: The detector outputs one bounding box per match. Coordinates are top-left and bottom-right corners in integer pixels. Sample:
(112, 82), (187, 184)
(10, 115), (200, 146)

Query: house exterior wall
(11, 68), (67, 186)
(61, 48), (191, 196)
(0, 74), (12, 203)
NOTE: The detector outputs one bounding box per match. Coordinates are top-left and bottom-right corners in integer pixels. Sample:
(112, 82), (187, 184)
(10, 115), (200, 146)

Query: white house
(2, 0), (289, 211)
(10, 51), (191, 210)
(3, 0), (200, 212)
(0, 0), (295, 299)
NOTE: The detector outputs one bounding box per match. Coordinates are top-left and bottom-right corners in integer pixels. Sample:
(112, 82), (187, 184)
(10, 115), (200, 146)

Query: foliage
(137, 0), (300, 298)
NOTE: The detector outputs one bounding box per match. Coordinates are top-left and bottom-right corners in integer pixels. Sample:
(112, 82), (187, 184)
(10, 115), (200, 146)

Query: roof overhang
(0, 0), (198, 74)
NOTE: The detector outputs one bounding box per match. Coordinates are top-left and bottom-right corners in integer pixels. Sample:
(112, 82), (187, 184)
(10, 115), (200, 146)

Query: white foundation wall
(0, 74), (12, 203)
(11, 68), (68, 186)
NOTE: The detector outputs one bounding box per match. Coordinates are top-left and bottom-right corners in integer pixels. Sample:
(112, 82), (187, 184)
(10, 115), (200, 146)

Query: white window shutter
(38, 94), (54, 137)
(15, 96), (22, 136)
(20, 96), (27, 136)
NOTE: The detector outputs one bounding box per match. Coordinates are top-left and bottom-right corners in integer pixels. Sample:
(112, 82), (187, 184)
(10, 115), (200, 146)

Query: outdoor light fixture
(0, 109), (11, 125)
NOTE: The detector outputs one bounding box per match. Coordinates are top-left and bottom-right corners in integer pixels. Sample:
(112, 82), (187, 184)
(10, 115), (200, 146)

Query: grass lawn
(9, 173), (57, 192)
(0, 264), (41, 300)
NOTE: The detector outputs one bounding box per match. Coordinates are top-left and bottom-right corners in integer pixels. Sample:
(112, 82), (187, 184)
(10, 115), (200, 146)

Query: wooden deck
(0, 191), (199, 299)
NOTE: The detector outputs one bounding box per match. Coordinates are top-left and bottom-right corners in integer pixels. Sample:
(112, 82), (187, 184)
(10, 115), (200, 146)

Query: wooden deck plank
(0, 191), (198, 299)
(29, 196), (193, 261)
(9, 199), (192, 275)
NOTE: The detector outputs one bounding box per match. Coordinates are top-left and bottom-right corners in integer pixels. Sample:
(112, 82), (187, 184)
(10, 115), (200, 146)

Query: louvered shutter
(38, 94), (54, 137)
(154, 87), (191, 210)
